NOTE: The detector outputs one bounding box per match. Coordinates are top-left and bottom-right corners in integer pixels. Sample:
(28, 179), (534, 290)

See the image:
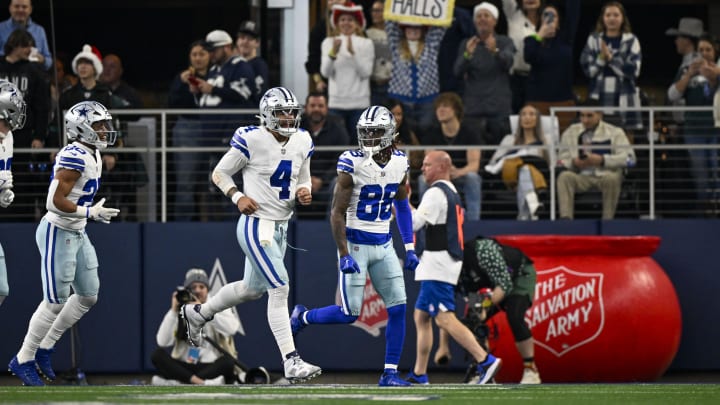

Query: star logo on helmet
(77, 106), (90, 118)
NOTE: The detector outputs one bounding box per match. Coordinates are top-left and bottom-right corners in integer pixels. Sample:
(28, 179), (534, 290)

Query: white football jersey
(44, 142), (103, 231)
(229, 125), (314, 220)
(0, 131), (12, 172)
(338, 149), (409, 236)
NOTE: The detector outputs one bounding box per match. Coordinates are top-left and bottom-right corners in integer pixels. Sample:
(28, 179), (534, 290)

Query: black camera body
(175, 286), (195, 305)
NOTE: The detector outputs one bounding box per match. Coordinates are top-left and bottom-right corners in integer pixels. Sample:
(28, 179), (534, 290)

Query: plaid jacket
(386, 21), (446, 103)
(580, 32), (643, 128)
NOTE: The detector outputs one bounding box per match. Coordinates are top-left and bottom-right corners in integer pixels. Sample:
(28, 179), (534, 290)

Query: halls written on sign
(388, 0), (447, 19)
(385, 0), (454, 26)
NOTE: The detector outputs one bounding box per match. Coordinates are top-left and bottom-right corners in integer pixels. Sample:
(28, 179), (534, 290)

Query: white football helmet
(357, 105), (396, 155)
(0, 80), (26, 135)
(259, 86), (301, 137)
(65, 101), (117, 149)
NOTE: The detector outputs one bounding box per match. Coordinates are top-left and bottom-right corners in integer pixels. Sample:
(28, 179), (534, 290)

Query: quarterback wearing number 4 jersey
(291, 105), (420, 387)
(181, 87), (322, 384)
(9, 101), (120, 386)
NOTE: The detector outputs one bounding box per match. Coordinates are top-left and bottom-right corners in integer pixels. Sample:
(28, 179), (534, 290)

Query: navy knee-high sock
(384, 304), (406, 369)
(305, 305), (357, 324)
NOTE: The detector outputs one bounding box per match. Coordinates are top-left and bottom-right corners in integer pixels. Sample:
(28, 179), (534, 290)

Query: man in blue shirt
(0, 0), (51, 70)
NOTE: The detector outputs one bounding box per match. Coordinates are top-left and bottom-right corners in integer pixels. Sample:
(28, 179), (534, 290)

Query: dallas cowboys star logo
(76, 106), (90, 118)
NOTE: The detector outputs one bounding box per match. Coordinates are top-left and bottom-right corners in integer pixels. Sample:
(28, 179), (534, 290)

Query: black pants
(150, 348), (236, 384)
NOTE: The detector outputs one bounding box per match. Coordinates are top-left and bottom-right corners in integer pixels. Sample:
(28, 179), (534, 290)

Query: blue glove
(404, 250), (419, 271)
(339, 254), (361, 274)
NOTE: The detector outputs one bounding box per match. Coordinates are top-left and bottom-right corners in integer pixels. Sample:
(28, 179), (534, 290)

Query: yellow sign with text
(383, 0), (455, 27)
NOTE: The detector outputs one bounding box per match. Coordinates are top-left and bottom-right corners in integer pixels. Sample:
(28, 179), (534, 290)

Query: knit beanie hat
(72, 44), (103, 79)
(183, 268), (209, 289)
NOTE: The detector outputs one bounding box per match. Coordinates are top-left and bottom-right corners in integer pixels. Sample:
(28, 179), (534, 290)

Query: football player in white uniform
(8, 101), (120, 386)
(181, 86), (322, 384)
(290, 105), (420, 386)
(0, 80), (26, 308)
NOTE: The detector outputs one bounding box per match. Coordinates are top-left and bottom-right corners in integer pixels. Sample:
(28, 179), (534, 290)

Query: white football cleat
(180, 304), (213, 346)
(283, 354), (321, 384)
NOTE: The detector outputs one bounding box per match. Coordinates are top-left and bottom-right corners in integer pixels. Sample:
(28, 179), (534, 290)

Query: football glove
(0, 188), (14, 208)
(88, 198), (120, 224)
(0, 170), (12, 190)
(404, 250), (419, 271)
(339, 254), (360, 274)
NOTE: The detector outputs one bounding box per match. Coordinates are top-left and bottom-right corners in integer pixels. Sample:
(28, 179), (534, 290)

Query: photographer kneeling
(151, 268), (239, 385)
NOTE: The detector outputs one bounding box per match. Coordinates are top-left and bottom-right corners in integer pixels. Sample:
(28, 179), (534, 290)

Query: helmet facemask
(358, 126), (394, 155)
(267, 106), (301, 137)
(356, 106), (397, 162)
(259, 87), (302, 137)
(91, 119), (118, 149)
(65, 101), (118, 149)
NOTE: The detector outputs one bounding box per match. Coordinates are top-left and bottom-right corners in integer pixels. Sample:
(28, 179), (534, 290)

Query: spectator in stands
(168, 39), (211, 221)
(556, 103), (636, 220)
(580, 1), (642, 130)
(385, 98), (422, 205)
(386, 19), (446, 133)
(418, 92), (483, 221)
(437, 6), (474, 96)
(667, 18), (703, 126)
(0, 28), (49, 221)
(668, 32), (719, 208)
(486, 104), (549, 220)
(59, 45), (147, 221)
(47, 55), (76, 147)
(199, 29), (257, 220)
(0, 0), (51, 70)
(523, 0), (580, 132)
(502, 0), (542, 113)
(197, 29), (256, 141)
(365, 1), (391, 106)
(151, 268), (237, 386)
(99, 135), (148, 222)
(0, 29), (48, 150)
(306, 0), (346, 93)
(298, 91), (349, 217)
(386, 98), (422, 173)
(59, 44), (112, 111)
(100, 54), (144, 108)
(235, 20), (268, 103)
(97, 55), (149, 225)
(321, 1), (373, 142)
(454, 2), (515, 147)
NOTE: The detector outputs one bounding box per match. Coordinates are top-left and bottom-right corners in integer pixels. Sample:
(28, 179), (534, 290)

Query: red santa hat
(330, 1), (366, 31)
(72, 44), (103, 79)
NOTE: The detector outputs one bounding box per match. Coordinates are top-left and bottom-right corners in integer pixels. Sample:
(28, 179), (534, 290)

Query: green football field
(0, 384), (718, 404)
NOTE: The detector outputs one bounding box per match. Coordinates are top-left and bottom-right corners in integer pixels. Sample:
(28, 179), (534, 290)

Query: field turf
(0, 383), (718, 404)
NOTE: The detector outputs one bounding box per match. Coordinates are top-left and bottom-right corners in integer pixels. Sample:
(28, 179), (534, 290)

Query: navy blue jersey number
(356, 183), (399, 221)
(270, 160), (292, 200)
(76, 178), (99, 207)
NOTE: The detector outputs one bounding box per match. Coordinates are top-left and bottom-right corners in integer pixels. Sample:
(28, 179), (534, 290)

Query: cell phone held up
(187, 66), (200, 86)
(543, 10), (555, 25)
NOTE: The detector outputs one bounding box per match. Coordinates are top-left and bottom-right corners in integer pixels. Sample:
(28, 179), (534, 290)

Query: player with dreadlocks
(290, 105), (419, 386)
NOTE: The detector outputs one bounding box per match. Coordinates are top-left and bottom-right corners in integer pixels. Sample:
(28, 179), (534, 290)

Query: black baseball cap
(237, 20), (259, 38)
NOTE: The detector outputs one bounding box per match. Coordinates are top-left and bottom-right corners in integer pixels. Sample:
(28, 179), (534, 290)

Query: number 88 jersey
(338, 149), (409, 241)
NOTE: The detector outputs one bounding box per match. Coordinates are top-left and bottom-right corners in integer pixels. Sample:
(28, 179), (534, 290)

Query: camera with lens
(175, 286), (196, 305)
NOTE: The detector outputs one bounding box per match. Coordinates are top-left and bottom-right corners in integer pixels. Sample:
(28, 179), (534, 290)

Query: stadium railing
(1, 106), (717, 222)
